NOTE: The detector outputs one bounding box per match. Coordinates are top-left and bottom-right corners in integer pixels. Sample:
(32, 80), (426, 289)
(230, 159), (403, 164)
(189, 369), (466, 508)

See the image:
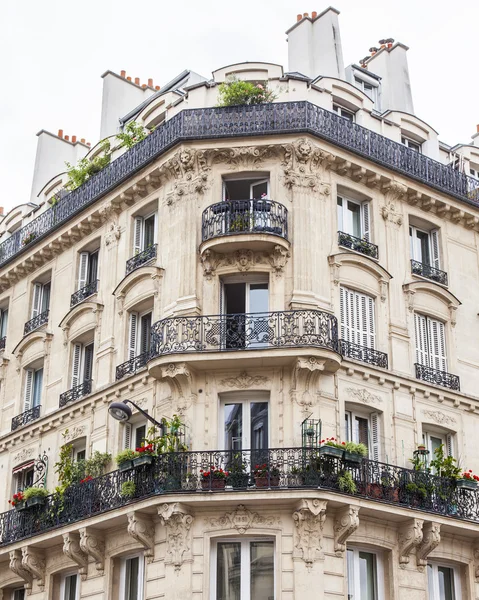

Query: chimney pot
(155, 85), (160, 90)
(311, 10), (317, 18)
(64, 135), (70, 141)
(120, 70), (126, 77)
(135, 77), (140, 85)
(476, 124), (479, 133)
(303, 12), (309, 17)
(58, 129), (63, 138)
(127, 76), (132, 81)
(72, 135), (77, 143)
(148, 78), (153, 87)
(80, 138), (86, 143)
(87, 142), (91, 147)
(0, 207), (4, 216)
(142, 84), (147, 88)
(296, 14), (302, 21)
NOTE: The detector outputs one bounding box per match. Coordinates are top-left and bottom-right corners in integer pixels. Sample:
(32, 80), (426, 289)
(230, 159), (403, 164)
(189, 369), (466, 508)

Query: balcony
(23, 310), (49, 336)
(410, 259), (448, 286)
(59, 380), (92, 408)
(415, 363), (460, 391)
(2, 102), (476, 271)
(126, 244), (158, 275)
(11, 405), (41, 432)
(339, 340), (388, 369)
(116, 353), (149, 380)
(338, 232), (379, 260)
(70, 280), (99, 308)
(0, 447), (477, 547)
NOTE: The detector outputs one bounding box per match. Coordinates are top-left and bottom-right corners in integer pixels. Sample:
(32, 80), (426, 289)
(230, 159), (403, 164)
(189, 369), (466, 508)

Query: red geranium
(200, 467), (229, 480)
(80, 475), (93, 484)
(462, 470), (479, 481)
(136, 443), (155, 456)
(9, 491), (24, 507)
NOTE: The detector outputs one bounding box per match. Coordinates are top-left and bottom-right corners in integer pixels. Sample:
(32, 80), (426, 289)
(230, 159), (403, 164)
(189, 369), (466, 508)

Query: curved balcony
(200, 199), (289, 254)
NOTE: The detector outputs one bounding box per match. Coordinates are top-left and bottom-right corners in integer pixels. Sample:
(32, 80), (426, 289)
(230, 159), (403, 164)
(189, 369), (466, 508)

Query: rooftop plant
(116, 121), (152, 149)
(65, 139), (111, 191)
(217, 76), (277, 107)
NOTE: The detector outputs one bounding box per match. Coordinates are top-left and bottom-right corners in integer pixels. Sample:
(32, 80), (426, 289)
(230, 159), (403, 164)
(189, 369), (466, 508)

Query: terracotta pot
(202, 479), (226, 490)
(255, 476), (280, 488)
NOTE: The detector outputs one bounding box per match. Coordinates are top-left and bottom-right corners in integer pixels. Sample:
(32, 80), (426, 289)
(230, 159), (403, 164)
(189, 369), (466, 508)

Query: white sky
(1, 0), (478, 213)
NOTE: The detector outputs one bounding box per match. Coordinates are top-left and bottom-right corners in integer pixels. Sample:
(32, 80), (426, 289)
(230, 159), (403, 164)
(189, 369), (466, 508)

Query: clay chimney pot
(303, 12), (309, 17)
(80, 138), (86, 143)
(312, 11), (317, 18)
(127, 76), (132, 81)
(120, 70), (126, 77)
(64, 135), (70, 141)
(155, 85), (160, 90)
(58, 129), (63, 138)
(72, 135), (77, 143)
(135, 77), (140, 85)
(148, 78), (153, 87)
(87, 142), (91, 147)
(296, 14), (302, 21)
(476, 124), (479, 133)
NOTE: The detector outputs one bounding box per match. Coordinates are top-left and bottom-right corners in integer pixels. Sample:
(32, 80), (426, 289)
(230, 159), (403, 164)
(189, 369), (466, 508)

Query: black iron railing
(0, 447), (478, 547)
(1, 102), (477, 270)
(415, 363), (460, 391)
(340, 340), (388, 369)
(116, 353), (149, 380)
(150, 310), (339, 357)
(126, 244), (158, 275)
(202, 200), (288, 242)
(59, 380), (92, 408)
(11, 405), (41, 432)
(410, 260), (448, 286)
(338, 231), (379, 259)
(70, 280), (99, 308)
(23, 310), (49, 336)
(0, 337), (5, 351)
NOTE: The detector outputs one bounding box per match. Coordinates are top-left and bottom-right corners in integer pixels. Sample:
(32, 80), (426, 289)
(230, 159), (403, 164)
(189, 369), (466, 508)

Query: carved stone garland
(292, 499), (327, 568)
(205, 504), (279, 534)
(158, 502), (194, 571)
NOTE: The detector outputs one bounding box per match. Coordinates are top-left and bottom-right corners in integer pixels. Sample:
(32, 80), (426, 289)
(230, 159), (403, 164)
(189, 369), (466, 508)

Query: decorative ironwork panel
(23, 310), (49, 336)
(202, 200), (288, 242)
(340, 339), (388, 369)
(116, 353), (149, 380)
(11, 405), (41, 432)
(150, 310), (339, 357)
(0, 336), (5, 351)
(338, 231), (379, 259)
(410, 260), (448, 286)
(70, 280), (99, 308)
(125, 244), (158, 275)
(59, 380), (92, 408)
(415, 363), (460, 391)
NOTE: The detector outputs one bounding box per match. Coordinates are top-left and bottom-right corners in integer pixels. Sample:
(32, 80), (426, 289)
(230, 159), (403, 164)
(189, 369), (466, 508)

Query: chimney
(120, 70), (126, 77)
(286, 7), (345, 79)
(472, 125), (479, 147)
(0, 207), (4, 216)
(100, 71), (149, 138)
(80, 138), (86, 144)
(148, 78), (153, 87)
(58, 129), (63, 138)
(135, 77), (140, 85)
(64, 135), (70, 141)
(72, 135), (77, 143)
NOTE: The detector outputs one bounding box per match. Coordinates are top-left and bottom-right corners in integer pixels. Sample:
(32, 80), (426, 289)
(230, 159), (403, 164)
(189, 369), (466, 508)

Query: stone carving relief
(63, 533), (88, 580)
(334, 506), (360, 554)
(163, 148), (209, 205)
(346, 388), (382, 406)
(79, 528), (105, 575)
(205, 145), (282, 170)
(159, 362), (197, 416)
(205, 505), (279, 534)
(220, 372), (269, 389)
(290, 357), (325, 413)
(381, 181), (407, 227)
(21, 547), (45, 589)
(282, 139), (332, 194)
(422, 410), (456, 425)
(62, 425), (87, 443)
(9, 549), (32, 591)
(474, 545), (479, 582)
(158, 502), (194, 571)
(200, 246), (290, 280)
(127, 512), (155, 563)
(398, 518), (423, 566)
(13, 447), (35, 465)
(293, 499), (327, 567)
(416, 522), (440, 568)
(104, 223), (122, 246)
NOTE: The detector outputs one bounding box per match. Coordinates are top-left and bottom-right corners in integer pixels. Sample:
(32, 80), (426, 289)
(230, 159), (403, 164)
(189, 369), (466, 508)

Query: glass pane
(0, 309), (8, 337)
(417, 230), (430, 265)
(359, 552), (377, 600)
(251, 402), (268, 451)
(42, 283), (51, 312)
(217, 542), (241, 600)
(347, 201), (361, 237)
(337, 198), (344, 231)
(225, 404), (243, 451)
(438, 566), (454, 600)
(65, 574), (77, 600)
(32, 368), (43, 407)
(135, 425), (146, 450)
(88, 251), (99, 283)
(347, 549), (355, 599)
(143, 215), (155, 249)
(355, 416), (369, 450)
(427, 564), (434, 600)
(249, 284), (268, 314)
(251, 181), (268, 199)
(13, 590), (25, 600)
(140, 313), (152, 354)
(25, 468), (34, 489)
(250, 541), (274, 600)
(125, 556), (139, 600)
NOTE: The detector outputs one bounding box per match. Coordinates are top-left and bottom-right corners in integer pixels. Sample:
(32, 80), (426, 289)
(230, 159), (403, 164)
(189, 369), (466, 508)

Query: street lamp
(108, 400), (165, 434)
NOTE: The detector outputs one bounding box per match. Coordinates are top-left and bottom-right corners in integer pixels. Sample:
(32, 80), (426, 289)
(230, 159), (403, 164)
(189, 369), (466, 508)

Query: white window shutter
(366, 295), (375, 349)
(0, 308), (8, 338)
(24, 369), (34, 410)
(133, 217), (143, 254)
(431, 230), (440, 270)
(31, 283), (42, 318)
(340, 287), (348, 341)
(414, 313), (428, 366)
(446, 433), (454, 457)
(428, 318), (447, 372)
(140, 313), (152, 355)
(71, 343), (82, 388)
(370, 412), (380, 461)
(78, 252), (89, 290)
(128, 313), (138, 360)
(345, 411), (352, 442)
(361, 201), (371, 241)
(124, 423), (132, 450)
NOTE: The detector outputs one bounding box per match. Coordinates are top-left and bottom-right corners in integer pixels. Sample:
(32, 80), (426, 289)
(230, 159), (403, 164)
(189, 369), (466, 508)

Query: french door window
(345, 409), (379, 461)
(24, 367), (43, 410)
(428, 563), (460, 600)
(71, 342), (94, 388)
(120, 555), (144, 600)
(133, 213), (156, 254)
(340, 287), (375, 350)
(223, 178), (269, 201)
(347, 548), (383, 600)
(222, 279), (269, 349)
(61, 573), (79, 600)
(409, 226), (440, 268)
(77, 250), (99, 290)
(128, 311), (152, 359)
(124, 422), (147, 451)
(212, 539), (274, 600)
(0, 308), (8, 338)
(13, 590), (25, 600)
(414, 314), (447, 373)
(337, 196), (370, 240)
(31, 281), (51, 318)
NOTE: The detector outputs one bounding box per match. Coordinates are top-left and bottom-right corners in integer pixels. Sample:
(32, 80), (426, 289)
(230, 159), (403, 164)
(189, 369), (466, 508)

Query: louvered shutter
(31, 283), (42, 318)
(366, 295), (375, 349)
(361, 202), (371, 241)
(133, 217), (143, 254)
(428, 318), (447, 372)
(370, 412), (380, 461)
(128, 313), (138, 360)
(140, 313), (152, 355)
(124, 423), (132, 450)
(78, 252), (89, 290)
(446, 433), (454, 457)
(414, 313), (429, 366)
(340, 287), (349, 341)
(71, 343), (82, 388)
(431, 230), (440, 270)
(83, 343), (94, 382)
(345, 411), (352, 441)
(24, 369), (34, 410)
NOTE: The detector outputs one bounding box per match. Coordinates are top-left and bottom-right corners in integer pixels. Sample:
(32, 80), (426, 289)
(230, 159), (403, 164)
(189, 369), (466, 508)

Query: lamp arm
(124, 400), (164, 429)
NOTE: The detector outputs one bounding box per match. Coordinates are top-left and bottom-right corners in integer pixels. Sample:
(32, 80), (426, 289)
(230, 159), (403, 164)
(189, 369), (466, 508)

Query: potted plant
(253, 463), (280, 488)
(23, 487), (49, 508)
(216, 76), (277, 107)
(22, 232), (36, 246)
(133, 443), (156, 467)
(115, 449), (139, 472)
(457, 471), (479, 491)
(120, 480), (136, 499)
(338, 471), (357, 494)
(227, 453), (249, 489)
(287, 466), (304, 487)
(200, 467), (229, 490)
(9, 491), (26, 511)
(319, 437), (345, 459)
(344, 441), (368, 465)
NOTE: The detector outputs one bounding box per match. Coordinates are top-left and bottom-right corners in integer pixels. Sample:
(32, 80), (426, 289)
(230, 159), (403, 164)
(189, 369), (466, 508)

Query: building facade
(0, 7), (479, 600)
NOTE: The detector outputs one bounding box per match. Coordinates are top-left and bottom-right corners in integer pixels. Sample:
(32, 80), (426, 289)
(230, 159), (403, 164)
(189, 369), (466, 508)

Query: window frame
(219, 392), (270, 452)
(0, 307), (8, 339)
(347, 546), (384, 600)
(70, 341), (94, 388)
(77, 249), (99, 291)
(345, 408), (380, 461)
(119, 553), (145, 600)
(60, 572), (80, 600)
(340, 286), (376, 350)
(13, 462), (35, 493)
(133, 211), (157, 255)
(124, 420), (147, 451)
(401, 135), (422, 153)
(24, 366), (43, 410)
(128, 309), (153, 360)
(337, 195), (371, 240)
(414, 313), (447, 373)
(427, 561), (461, 600)
(354, 76), (378, 102)
(333, 104), (355, 122)
(222, 176), (270, 201)
(12, 589), (26, 600)
(31, 281), (51, 318)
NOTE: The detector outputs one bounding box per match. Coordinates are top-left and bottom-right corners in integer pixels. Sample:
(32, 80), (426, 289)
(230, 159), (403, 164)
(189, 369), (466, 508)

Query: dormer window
(333, 104), (355, 122)
(354, 77), (377, 103)
(470, 167), (479, 180)
(401, 136), (422, 153)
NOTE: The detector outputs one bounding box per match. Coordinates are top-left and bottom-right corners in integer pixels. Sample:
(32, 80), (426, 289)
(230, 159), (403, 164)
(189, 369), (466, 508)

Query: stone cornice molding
(403, 281), (460, 327)
(79, 527), (105, 575)
(63, 533), (88, 580)
(334, 505), (360, 554)
(113, 266), (164, 315)
(13, 330), (53, 362)
(58, 302), (104, 347)
(158, 502), (194, 571)
(328, 253), (392, 302)
(127, 511), (155, 563)
(398, 518), (423, 566)
(200, 245), (291, 280)
(292, 499), (327, 567)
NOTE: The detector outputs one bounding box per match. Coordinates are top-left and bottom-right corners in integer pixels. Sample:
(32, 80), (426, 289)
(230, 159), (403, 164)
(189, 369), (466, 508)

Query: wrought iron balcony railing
(116, 353), (149, 380)
(0, 337), (5, 351)
(23, 310), (49, 336)
(70, 280), (99, 308)
(11, 405), (41, 432)
(338, 231), (379, 259)
(59, 380), (92, 408)
(410, 260), (448, 286)
(150, 310), (339, 357)
(340, 339), (388, 369)
(202, 200), (288, 242)
(125, 244), (158, 275)
(0, 447), (478, 547)
(1, 102), (477, 270)
(415, 363), (460, 391)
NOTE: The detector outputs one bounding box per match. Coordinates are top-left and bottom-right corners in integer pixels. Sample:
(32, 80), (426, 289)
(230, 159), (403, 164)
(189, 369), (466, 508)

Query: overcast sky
(1, 0), (478, 213)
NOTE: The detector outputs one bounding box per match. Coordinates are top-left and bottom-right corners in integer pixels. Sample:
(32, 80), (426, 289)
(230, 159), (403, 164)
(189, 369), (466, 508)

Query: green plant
(84, 451), (111, 478)
(253, 463), (280, 478)
(145, 415), (187, 454)
(22, 232), (36, 246)
(54, 434), (76, 494)
(217, 77), (277, 107)
(321, 437), (345, 450)
(344, 442), (368, 457)
(406, 482), (427, 499)
(65, 140), (111, 191)
(116, 121), (151, 149)
(120, 481), (136, 498)
(338, 471), (357, 494)
(200, 467), (229, 480)
(409, 453), (428, 472)
(429, 445), (461, 480)
(228, 452), (248, 473)
(23, 487), (49, 500)
(115, 449), (138, 466)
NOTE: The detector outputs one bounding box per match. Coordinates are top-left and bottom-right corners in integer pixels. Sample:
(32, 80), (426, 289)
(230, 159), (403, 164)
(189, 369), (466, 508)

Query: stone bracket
(9, 549), (32, 591)
(292, 499), (327, 568)
(398, 518), (423, 565)
(416, 522), (441, 567)
(334, 505), (360, 555)
(127, 511), (155, 563)
(158, 502), (194, 571)
(63, 532), (88, 580)
(79, 527), (105, 575)
(158, 362), (197, 416)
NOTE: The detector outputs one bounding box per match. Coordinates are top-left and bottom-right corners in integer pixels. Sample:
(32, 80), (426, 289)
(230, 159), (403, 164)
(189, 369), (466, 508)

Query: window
(71, 342), (94, 388)
(347, 548), (383, 600)
(340, 287), (375, 351)
(61, 574), (79, 600)
(128, 311), (152, 359)
(345, 409), (379, 461)
(77, 250), (99, 290)
(13, 462), (34, 493)
(428, 563), (461, 600)
(402, 136), (422, 153)
(337, 196), (370, 240)
(31, 281), (51, 318)
(13, 589), (25, 600)
(124, 421), (147, 451)
(409, 226), (440, 268)
(133, 213), (156, 255)
(470, 167), (479, 180)
(223, 177), (269, 201)
(221, 396), (269, 453)
(120, 555), (144, 600)
(211, 539), (274, 600)
(354, 77), (377, 102)
(24, 367), (43, 410)
(0, 307), (8, 339)
(333, 104), (355, 122)
(414, 314), (447, 373)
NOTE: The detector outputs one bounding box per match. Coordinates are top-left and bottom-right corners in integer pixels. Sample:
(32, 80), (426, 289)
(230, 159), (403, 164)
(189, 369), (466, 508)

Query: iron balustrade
(338, 231), (379, 259)
(70, 280), (99, 308)
(11, 405), (41, 432)
(0, 337), (5, 351)
(202, 200), (288, 242)
(116, 353), (149, 380)
(415, 363), (460, 391)
(125, 244), (158, 275)
(23, 310), (49, 336)
(339, 339), (388, 369)
(59, 380), (92, 408)
(150, 310), (339, 357)
(0, 102), (477, 270)
(0, 447), (478, 547)
(410, 259), (448, 286)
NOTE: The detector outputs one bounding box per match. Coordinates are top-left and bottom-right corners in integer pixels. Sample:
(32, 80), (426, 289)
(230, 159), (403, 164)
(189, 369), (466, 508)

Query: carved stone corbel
(334, 506), (360, 554)
(416, 522), (440, 567)
(79, 528), (105, 574)
(267, 245), (291, 277)
(159, 362), (197, 416)
(9, 550), (32, 590)
(21, 547), (45, 589)
(292, 499), (327, 568)
(158, 502), (194, 571)
(473, 545), (479, 582)
(200, 249), (220, 280)
(63, 533), (88, 580)
(290, 357), (325, 413)
(127, 511), (155, 563)
(398, 518), (423, 565)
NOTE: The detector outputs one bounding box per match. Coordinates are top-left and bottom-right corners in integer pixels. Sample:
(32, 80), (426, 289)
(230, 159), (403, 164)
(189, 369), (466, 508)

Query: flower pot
(202, 479), (226, 491)
(344, 451), (363, 465)
(255, 476), (280, 488)
(457, 479), (478, 491)
(133, 455), (154, 467)
(319, 446), (344, 459)
(118, 460), (134, 472)
(366, 483), (383, 499)
(14, 501), (26, 512)
(26, 496), (46, 508)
